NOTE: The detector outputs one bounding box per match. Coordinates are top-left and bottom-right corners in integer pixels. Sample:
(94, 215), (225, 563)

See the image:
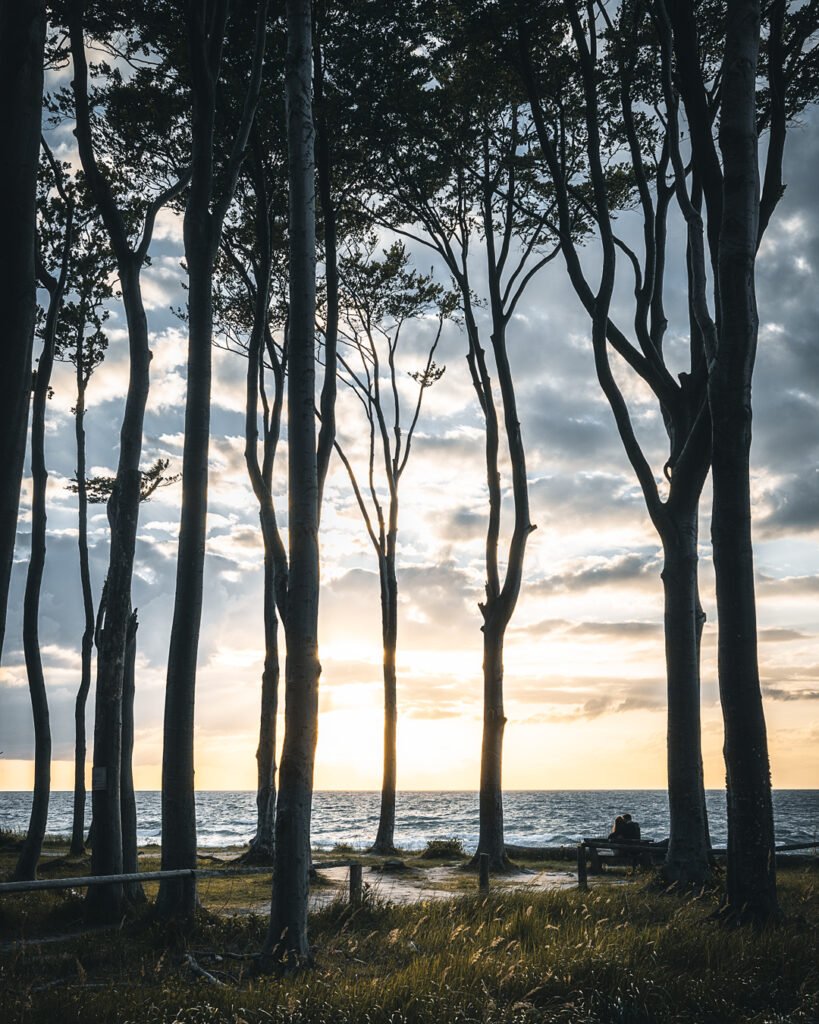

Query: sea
(1, 790), (817, 852)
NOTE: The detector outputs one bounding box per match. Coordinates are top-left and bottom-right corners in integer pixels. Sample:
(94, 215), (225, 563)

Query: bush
(420, 837), (466, 859)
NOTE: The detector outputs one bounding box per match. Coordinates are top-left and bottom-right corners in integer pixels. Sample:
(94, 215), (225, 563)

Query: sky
(1, 92), (818, 796)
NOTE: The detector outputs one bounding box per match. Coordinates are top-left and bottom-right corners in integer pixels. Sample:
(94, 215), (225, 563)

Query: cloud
(763, 687), (819, 702)
(531, 550), (661, 594)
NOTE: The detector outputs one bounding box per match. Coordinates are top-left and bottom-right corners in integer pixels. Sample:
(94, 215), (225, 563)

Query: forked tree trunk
(69, 0), (175, 923)
(240, 161), (283, 866)
(71, 351), (95, 857)
(263, 0), (319, 966)
(0, 0), (44, 660)
(470, 311), (533, 872)
(659, 506), (711, 884)
(372, 546), (398, 854)
(83, 261), (147, 924)
(711, 0), (777, 922)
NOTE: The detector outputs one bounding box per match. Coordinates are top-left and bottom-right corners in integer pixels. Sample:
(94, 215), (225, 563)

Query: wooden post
(349, 863), (362, 906)
(577, 844), (588, 890)
(478, 852), (490, 893)
(588, 845), (602, 874)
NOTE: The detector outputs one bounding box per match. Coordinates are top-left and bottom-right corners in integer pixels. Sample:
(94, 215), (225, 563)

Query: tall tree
(661, 0), (817, 919)
(158, 0), (268, 920)
(12, 144), (74, 881)
(58, 215), (112, 857)
(67, 0), (190, 922)
(0, 0), (45, 662)
(213, 130), (290, 861)
(707, 0), (773, 921)
(518, 0), (816, 886)
(261, 0), (319, 965)
(518, 0), (714, 884)
(365, 11), (561, 869)
(333, 241), (451, 854)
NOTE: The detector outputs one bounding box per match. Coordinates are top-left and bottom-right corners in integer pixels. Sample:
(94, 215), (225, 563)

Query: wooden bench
(577, 838), (666, 886)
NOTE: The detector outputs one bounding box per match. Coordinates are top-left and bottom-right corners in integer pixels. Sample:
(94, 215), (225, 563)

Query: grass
(1, 859), (817, 1024)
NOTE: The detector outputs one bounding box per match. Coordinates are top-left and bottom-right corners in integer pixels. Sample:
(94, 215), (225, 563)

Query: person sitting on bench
(620, 813), (641, 841)
(607, 815), (626, 842)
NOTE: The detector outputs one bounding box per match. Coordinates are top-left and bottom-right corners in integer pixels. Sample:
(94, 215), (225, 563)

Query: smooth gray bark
(263, 0), (319, 965)
(0, 0), (44, 661)
(710, 0), (778, 921)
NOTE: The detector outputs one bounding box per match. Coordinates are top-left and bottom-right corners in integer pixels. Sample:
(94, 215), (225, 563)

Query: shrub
(420, 837), (466, 859)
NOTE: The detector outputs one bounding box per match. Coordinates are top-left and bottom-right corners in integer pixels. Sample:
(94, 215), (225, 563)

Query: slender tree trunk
(313, 6), (338, 509)
(471, 310), (533, 871)
(660, 506), (711, 885)
(158, 0), (268, 916)
(477, 620), (506, 870)
(71, 357), (95, 857)
(710, 0), (777, 922)
(120, 608), (143, 903)
(263, 0), (318, 965)
(249, 526), (279, 860)
(372, 547), (398, 854)
(12, 298), (57, 882)
(240, 164), (282, 865)
(84, 263), (149, 924)
(69, 3), (166, 923)
(158, 215), (213, 920)
(0, 0), (44, 660)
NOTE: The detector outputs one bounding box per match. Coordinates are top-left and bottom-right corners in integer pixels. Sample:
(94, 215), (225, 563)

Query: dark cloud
(529, 472), (649, 528)
(757, 468), (819, 537)
(763, 687), (819, 702)
(530, 549), (661, 594)
(570, 620), (663, 639)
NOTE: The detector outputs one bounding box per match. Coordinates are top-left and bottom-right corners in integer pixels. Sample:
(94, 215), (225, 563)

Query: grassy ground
(1, 838), (817, 1024)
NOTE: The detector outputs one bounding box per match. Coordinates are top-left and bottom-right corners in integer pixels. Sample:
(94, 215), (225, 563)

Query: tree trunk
(0, 0), (44, 660)
(248, 528), (279, 861)
(158, 0), (269, 916)
(121, 608), (143, 904)
(313, 6), (338, 510)
(84, 262), (148, 924)
(158, 209), (213, 921)
(710, 0), (777, 922)
(12, 289), (56, 883)
(476, 620), (506, 871)
(71, 359), (95, 857)
(659, 507), (711, 885)
(262, 0), (318, 966)
(372, 547), (398, 854)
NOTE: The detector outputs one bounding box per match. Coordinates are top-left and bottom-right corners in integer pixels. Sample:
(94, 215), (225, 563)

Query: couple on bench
(608, 813), (641, 843)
